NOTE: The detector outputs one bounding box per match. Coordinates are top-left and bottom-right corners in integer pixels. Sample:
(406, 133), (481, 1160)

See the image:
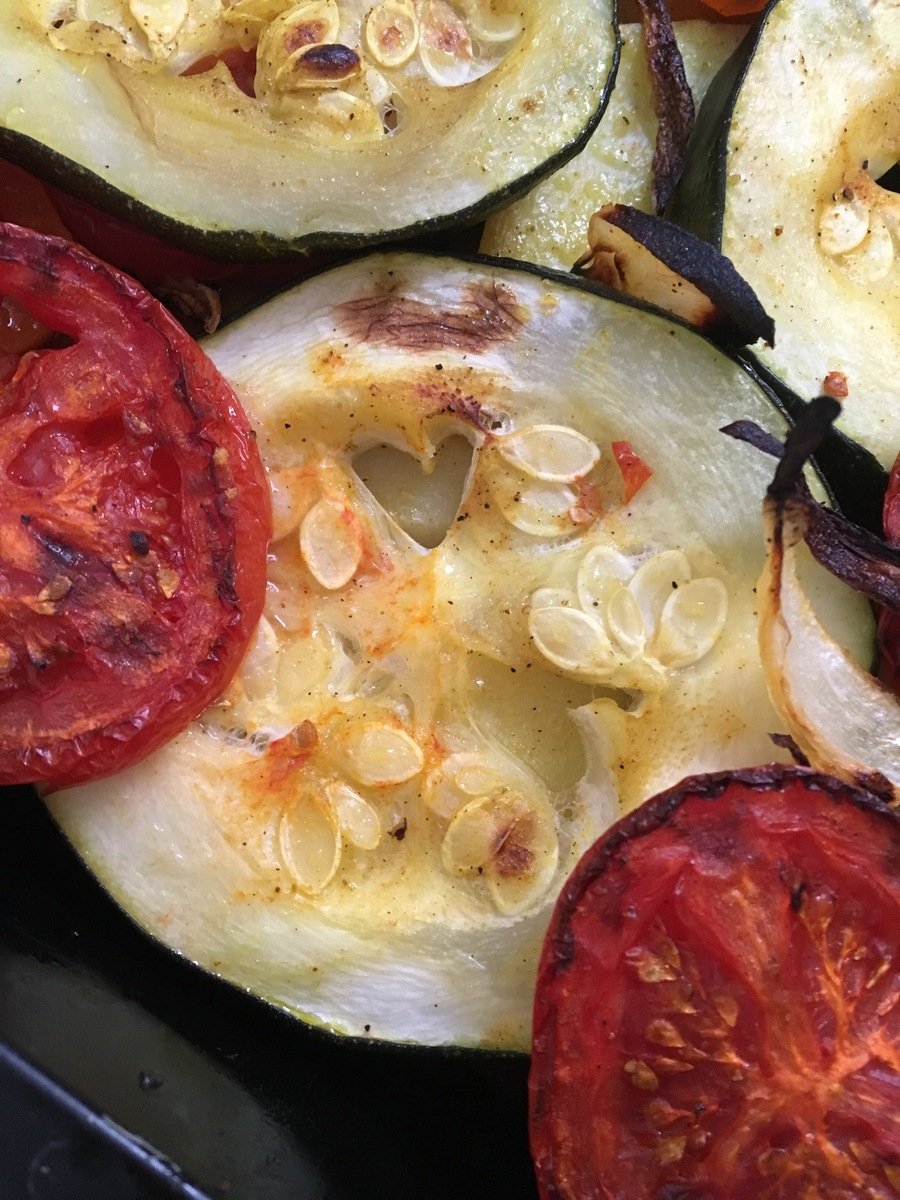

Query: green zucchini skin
(667, 0), (900, 474)
(0, 3), (619, 261)
(0, 100), (616, 264)
(664, 18), (757, 247)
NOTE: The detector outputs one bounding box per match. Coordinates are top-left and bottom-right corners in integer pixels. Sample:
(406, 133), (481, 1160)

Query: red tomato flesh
(183, 45), (258, 97)
(885, 456), (900, 544)
(0, 223), (271, 788)
(530, 765), (900, 1199)
(45, 180), (323, 322)
(694, 0), (767, 15)
(0, 160), (70, 239)
(878, 455), (900, 694)
(47, 186), (243, 288)
(611, 439), (653, 504)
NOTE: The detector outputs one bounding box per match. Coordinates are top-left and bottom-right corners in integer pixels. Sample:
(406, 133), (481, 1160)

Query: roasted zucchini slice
(0, 0), (616, 257)
(46, 254), (870, 1049)
(669, 0), (900, 469)
(480, 20), (746, 270)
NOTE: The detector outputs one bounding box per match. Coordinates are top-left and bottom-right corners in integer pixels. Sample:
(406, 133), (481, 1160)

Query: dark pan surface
(0, 786), (537, 1200)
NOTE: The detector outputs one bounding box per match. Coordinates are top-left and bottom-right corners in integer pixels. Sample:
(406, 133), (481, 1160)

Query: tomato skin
(695, 0), (766, 14)
(47, 187), (243, 288)
(0, 223), (271, 788)
(0, 159), (70, 238)
(183, 46), (258, 97)
(885, 456), (900, 543)
(530, 765), (900, 1200)
(619, 0), (756, 18)
(878, 455), (900, 694)
(45, 182), (323, 326)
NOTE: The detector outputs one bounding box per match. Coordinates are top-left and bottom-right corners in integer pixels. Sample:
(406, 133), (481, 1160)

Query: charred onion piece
(635, 0), (694, 212)
(759, 397), (900, 799)
(728, 398), (900, 610)
(154, 275), (223, 336)
(723, 407), (889, 538)
(576, 204), (775, 348)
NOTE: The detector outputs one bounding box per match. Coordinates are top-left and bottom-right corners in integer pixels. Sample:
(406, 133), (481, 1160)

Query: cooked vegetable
(887, 455), (900, 540)
(530, 764), (900, 1199)
(698, 0), (765, 13)
(632, 0), (695, 213)
(880, 456), (900, 693)
(480, 19), (745, 269)
(669, 0), (900, 468)
(727, 404), (900, 610)
(0, 0), (617, 257)
(575, 203), (774, 346)
(757, 398), (900, 799)
(45, 253), (870, 1048)
(0, 223), (271, 788)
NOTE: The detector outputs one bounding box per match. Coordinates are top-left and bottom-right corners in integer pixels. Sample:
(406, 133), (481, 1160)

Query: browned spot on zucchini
(337, 279), (525, 352)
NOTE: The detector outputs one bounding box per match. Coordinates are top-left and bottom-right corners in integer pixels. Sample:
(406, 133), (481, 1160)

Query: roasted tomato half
(530, 764), (900, 1199)
(879, 454), (900, 694)
(0, 223), (270, 788)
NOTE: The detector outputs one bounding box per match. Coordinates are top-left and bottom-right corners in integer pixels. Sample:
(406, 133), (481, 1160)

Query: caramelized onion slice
(634, 0), (694, 213)
(759, 399), (900, 800)
(726, 412), (900, 604)
(576, 205), (775, 349)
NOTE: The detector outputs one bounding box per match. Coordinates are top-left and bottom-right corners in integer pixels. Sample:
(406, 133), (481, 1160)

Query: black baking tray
(0, 784), (537, 1200)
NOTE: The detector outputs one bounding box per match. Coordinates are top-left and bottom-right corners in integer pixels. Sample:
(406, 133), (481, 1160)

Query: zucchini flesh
(45, 254), (871, 1049)
(0, 0), (617, 257)
(670, 0), (900, 469)
(479, 20), (746, 271)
